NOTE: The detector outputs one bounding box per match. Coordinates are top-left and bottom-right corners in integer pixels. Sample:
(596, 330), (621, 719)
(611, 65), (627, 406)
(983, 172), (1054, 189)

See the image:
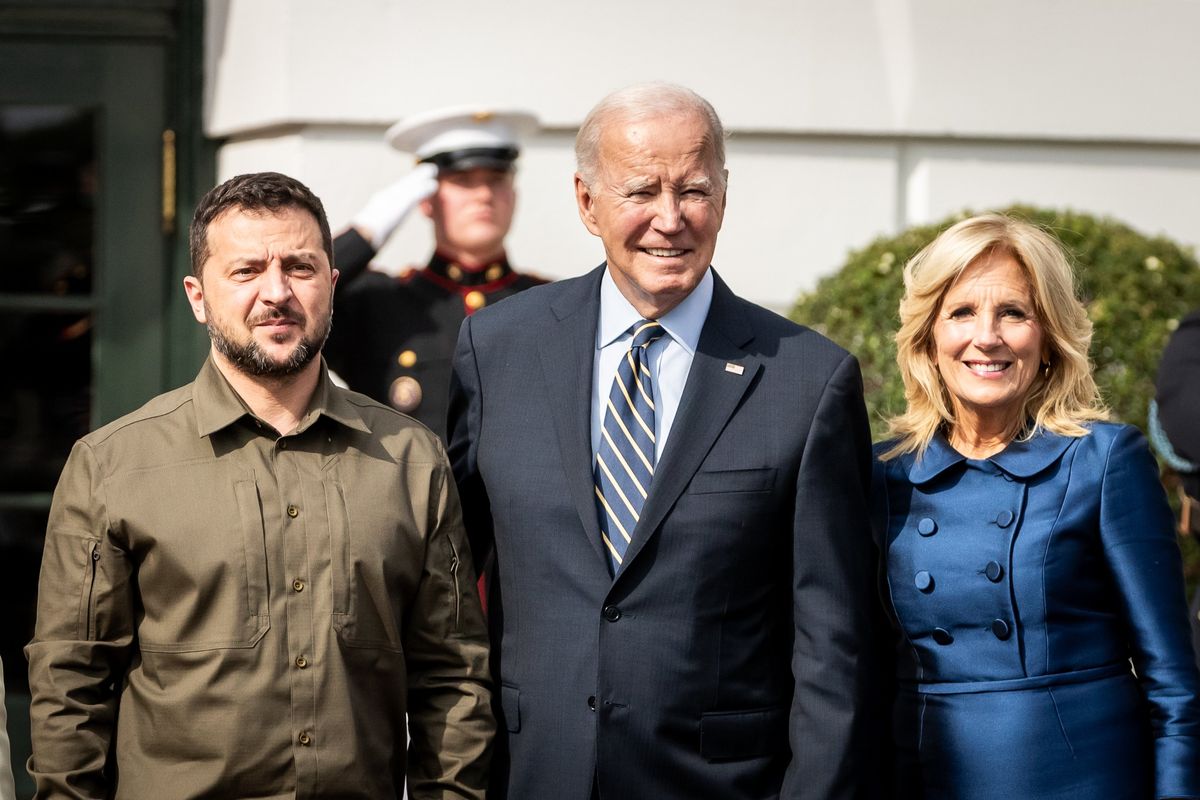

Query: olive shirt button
(991, 619), (1012, 640)
(914, 570), (934, 592)
(287, 505), (299, 518)
(985, 561), (1004, 582)
(298, 731), (312, 746)
(917, 518), (937, 536)
(996, 510), (1015, 528)
(932, 628), (953, 646)
(292, 579), (305, 592)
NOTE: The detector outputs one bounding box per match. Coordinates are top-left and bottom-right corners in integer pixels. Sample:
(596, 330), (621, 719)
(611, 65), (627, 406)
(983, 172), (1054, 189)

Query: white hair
(575, 83), (727, 190)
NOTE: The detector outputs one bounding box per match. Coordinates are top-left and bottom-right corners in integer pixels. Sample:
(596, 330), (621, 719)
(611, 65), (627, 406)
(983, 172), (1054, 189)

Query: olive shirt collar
(193, 356), (372, 439)
(904, 427), (1077, 485)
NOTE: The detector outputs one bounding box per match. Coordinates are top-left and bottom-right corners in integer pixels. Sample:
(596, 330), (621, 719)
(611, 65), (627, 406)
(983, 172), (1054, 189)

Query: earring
(1041, 361), (1051, 377)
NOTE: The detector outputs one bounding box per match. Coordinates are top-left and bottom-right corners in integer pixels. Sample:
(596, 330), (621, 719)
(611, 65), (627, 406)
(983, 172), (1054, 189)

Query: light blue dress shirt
(590, 267), (713, 463)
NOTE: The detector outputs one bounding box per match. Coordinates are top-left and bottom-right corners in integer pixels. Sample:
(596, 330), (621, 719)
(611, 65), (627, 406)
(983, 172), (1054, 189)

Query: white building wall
(205, 0), (1200, 310)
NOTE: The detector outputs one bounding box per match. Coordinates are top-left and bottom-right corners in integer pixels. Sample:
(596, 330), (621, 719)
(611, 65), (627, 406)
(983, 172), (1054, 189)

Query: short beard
(206, 305), (331, 379)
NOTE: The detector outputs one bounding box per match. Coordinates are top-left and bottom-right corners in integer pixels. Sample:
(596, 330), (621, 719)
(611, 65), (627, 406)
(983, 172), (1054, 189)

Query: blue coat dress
(873, 423), (1200, 799)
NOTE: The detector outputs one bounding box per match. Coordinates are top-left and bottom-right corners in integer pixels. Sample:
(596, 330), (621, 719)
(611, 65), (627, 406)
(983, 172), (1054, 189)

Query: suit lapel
(617, 274), (760, 576)
(538, 266), (608, 566)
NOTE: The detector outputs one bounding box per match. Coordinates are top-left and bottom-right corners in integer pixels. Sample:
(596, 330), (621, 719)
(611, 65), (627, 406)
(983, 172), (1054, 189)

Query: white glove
(350, 162), (440, 250)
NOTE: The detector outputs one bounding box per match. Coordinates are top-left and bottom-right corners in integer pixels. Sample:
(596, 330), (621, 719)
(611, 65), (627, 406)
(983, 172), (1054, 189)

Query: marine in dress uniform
(325, 106), (547, 441)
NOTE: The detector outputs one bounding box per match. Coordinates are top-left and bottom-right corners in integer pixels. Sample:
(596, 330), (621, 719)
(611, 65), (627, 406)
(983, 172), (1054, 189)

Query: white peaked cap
(384, 106), (540, 167)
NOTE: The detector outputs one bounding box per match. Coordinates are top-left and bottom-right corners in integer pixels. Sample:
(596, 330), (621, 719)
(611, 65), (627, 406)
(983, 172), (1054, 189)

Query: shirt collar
(905, 426), (1077, 484)
(194, 356), (372, 438)
(596, 266), (713, 353)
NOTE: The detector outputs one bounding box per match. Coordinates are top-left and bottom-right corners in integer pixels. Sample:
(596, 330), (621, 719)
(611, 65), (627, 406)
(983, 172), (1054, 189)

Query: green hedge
(790, 205), (1200, 582)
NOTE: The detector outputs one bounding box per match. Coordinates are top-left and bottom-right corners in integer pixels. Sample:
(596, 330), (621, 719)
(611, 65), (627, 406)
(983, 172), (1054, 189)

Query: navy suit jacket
(448, 265), (884, 799)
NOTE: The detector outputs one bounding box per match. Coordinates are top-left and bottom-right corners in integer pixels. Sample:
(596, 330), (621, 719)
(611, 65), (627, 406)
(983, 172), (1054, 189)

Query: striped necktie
(595, 319), (665, 574)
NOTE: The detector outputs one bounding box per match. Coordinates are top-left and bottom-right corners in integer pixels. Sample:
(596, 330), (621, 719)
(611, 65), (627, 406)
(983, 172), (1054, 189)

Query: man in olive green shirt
(27, 172), (493, 799)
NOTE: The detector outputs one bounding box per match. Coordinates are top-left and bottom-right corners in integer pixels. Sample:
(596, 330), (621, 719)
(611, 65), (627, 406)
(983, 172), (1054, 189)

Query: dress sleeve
(1098, 424), (1200, 797)
(26, 441), (136, 799)
(332, 227), (377, 288)
(325, 229), (377, 380)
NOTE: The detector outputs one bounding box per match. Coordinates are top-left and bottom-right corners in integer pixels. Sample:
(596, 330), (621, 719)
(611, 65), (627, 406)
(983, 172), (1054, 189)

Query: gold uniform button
(292, 578), (305, 592)
(465, 290), (486, 310)
(287, 505), (299, 518)
(389, 376), (423, 413)
(295, 655), (308, 669)
(447, 265), (463, 281)
(485, 265), (503, 281)
(398, 349), (417, 368)
(298, 731), (312, 746)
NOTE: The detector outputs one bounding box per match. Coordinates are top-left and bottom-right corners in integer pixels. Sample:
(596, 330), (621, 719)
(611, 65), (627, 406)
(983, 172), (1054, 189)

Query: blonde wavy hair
(881, 213), (1109, 460)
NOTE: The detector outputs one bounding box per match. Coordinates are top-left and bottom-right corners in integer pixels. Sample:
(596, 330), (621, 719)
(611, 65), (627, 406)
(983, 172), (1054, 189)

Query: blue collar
(904, 428), (1077, 485)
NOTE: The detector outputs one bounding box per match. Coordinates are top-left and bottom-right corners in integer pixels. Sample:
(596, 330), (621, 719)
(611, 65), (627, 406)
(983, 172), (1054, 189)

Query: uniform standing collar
(428, 251), (512, 287)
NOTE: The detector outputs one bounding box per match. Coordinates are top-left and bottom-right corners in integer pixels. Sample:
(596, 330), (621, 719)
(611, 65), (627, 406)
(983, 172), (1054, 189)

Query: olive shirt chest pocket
(325, 470), (425, 652)
(106, 463), (269, 652)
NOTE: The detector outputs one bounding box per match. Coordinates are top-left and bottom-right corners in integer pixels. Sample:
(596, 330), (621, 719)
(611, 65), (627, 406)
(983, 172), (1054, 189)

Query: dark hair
(189, 172), (333, 276)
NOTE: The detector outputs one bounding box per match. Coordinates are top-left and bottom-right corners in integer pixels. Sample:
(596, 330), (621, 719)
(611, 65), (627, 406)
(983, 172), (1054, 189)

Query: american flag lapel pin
(725, 362), (744, 375)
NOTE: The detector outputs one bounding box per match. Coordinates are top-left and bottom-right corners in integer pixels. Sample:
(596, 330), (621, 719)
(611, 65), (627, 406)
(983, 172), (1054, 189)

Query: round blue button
(917, 518), (937, 536)
(914, 570), (934, 592)
(991, 619), (1011, 640)
(932, 627), (953, 646)
(985, 561), (1003, 582)
(996, 510), (1015, 528)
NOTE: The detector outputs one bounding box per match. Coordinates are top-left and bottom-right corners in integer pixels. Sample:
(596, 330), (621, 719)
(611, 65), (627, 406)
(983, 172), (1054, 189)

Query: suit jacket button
(991, 619), (1012, 640)
(917, 518), (937, 536)
(932, 627), (953, 645)
(914, 570), (934, 592)
(995, 510), (1015, 528)
(588, 695), (597, 711)
(602, 605), (621, 622)
(985, 561), (1004, 582)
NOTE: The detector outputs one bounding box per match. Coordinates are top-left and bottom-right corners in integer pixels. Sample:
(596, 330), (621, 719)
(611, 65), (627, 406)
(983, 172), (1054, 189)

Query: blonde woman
(872, 214), (1200, 799)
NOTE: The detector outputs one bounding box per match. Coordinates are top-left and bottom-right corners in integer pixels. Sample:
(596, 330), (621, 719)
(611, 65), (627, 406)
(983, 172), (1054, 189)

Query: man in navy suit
(449, 83), (883, 799)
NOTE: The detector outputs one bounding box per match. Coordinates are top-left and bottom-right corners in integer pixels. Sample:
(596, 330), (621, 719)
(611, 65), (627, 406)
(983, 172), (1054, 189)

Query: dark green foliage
(790, 205), (1200, 582)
